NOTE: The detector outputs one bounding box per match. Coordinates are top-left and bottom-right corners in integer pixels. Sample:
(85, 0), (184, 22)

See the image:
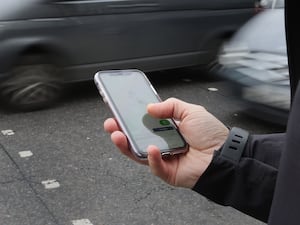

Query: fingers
(104, 118), (133, 159)
(110, 131), (128, 152)
(104, 118), (120, 133)
(105, 123), (174, 179)
(111, 131), (148, 165)
(147, 146), (169, 182)
(147, 97), (191, 121)
(104, 118), (148, 164)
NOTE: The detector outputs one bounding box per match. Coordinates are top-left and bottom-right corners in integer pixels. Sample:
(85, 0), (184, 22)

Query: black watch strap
(220, 127), (249, 164)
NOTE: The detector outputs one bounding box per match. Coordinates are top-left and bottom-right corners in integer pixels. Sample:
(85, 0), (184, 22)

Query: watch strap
(220, 127), (249, 164)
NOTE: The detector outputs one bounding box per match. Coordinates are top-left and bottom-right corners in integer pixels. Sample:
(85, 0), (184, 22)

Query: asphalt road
(0, 68), (285, 225)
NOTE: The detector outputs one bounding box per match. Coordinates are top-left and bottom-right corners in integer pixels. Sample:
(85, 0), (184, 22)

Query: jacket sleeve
(192, 133), (285, 223)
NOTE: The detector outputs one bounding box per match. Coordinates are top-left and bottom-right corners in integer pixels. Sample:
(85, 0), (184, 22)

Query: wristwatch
(220, 127), (249, 164)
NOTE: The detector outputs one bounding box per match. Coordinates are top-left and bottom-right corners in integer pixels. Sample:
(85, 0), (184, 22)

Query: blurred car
(255, 0), (285, 10)
(216, 7), (289, 125)
(0, 0), (256, 111)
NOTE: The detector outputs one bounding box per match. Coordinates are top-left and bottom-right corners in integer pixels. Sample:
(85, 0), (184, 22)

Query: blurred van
(0, 0), (255, 111)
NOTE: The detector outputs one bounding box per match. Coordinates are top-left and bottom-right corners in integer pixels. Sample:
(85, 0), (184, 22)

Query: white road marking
(1, 130), (15, 136)
(18, 151), (33, 158)
(72, 219), (94, 225)
(208, 87), (218, 92)
(41, 180), (60, 189)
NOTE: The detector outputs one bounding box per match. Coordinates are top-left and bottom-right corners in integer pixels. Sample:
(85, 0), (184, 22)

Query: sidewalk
(0, 143), (58, 225)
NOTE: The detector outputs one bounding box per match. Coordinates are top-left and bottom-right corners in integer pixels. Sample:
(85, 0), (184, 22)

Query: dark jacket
(193, 0), (300, 224)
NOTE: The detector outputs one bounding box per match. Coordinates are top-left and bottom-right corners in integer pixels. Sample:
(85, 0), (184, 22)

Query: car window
(256, 0), (284, 9)
(54, 0), (103, 2)
(228, 9), (286, 54)
(273, 0), (285, 8)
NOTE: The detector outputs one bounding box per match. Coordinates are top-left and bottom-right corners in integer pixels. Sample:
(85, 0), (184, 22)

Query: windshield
(226, 9), (286, 54)
(272, 0), (285, 8)
(0, 0), (40, 20)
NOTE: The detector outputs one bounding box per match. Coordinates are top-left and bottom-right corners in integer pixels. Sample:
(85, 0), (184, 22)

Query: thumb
(147, 97), (189, 121)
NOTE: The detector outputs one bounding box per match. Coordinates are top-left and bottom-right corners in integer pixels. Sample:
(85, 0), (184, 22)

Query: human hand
(104, 98), (229, 188)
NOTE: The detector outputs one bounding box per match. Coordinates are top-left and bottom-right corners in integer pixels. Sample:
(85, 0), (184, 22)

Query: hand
(104, 98), (229, 188)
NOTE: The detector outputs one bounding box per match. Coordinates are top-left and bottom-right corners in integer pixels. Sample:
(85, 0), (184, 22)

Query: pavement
(0, 73), (281, 225)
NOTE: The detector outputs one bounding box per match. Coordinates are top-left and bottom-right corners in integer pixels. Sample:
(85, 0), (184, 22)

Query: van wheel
(0, 63), (62, 111)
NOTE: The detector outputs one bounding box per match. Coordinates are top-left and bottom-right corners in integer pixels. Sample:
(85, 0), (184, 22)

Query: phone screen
(95, 70), (187, 158)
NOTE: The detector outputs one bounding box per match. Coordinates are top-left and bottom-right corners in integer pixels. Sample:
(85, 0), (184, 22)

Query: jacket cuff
(192, 147), (276, 223)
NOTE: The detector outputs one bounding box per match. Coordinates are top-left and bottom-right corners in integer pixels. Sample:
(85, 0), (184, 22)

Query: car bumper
(217, 66), (289, 125)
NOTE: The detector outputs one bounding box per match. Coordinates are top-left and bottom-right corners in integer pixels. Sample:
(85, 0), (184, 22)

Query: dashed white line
(41, 179), (60, 189)
(71, 219), (94, 225)
(1, 130), (15, 136)
(208, 87), (219, 92)
(18, 151), (33, 158)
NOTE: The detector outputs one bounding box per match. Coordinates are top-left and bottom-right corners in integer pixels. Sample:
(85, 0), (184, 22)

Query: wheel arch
(0, 37), (71, 75)
(200, 27), (235, 51)
(16, 41), (70, 67)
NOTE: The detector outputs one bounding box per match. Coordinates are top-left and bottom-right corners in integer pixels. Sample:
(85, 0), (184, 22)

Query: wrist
(219, 127), (249, 164)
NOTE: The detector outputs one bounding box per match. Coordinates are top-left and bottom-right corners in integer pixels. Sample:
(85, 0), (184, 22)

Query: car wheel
(206, 58), (223, 73)
(0, 63), (62, 111)
(204, 36), (231, 72)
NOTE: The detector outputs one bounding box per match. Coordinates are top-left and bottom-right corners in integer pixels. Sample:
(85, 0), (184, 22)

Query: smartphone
(94, 69), (188, 160)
